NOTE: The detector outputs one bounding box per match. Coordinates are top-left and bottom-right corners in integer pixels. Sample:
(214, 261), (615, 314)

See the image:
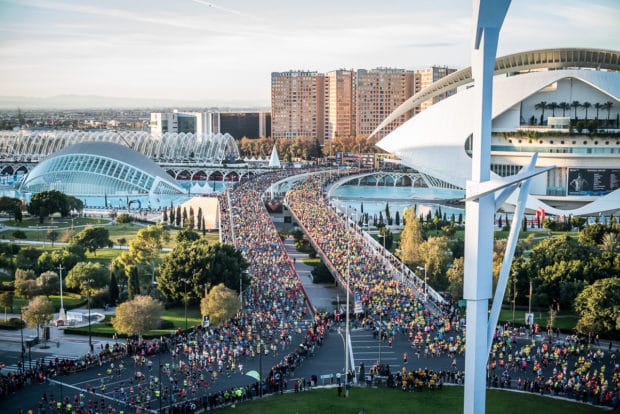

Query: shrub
(116, 214), (133, 224)
(159, 319), (174, 329)
(12, 230), (27, 240)
(0, 317), (26, 330)
(311, 262), (335, 284)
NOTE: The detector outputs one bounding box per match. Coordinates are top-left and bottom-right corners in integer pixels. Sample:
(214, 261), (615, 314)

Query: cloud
(189, 0), (255, 18)
(403, 42), (457, 48)
(15, 0), (209, 30)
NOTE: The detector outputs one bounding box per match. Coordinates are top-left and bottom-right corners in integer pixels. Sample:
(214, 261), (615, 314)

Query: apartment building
(271, 71), (325, 141)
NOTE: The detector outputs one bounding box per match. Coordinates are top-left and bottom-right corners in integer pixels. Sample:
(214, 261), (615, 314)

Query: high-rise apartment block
(417, 66), (457, 112)
(355, 68), (417, 139)
(270, 66), (456, 142)
(271, 71), (324, 141)
(324, 70), (356, 141)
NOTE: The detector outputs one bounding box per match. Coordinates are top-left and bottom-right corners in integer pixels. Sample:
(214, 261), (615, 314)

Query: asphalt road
(3, 319), (616, 414)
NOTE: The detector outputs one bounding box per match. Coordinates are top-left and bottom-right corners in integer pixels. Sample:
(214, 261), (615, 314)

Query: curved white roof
(377, 68), (620, 216)
(21, 141), (185, 196)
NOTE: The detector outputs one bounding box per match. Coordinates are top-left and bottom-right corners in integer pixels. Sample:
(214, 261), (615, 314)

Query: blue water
(330, 185), (465, 220)
(0, 179), (234, 210)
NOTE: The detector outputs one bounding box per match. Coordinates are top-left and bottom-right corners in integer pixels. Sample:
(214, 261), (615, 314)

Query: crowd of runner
(2, 170), (618, 412)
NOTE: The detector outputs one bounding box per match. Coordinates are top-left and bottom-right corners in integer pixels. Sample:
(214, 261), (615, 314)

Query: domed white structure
(20, 141), (185, 196)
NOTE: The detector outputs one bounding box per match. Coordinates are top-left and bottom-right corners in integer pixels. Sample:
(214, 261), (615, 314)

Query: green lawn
(64, 306), (203, 337)
(216, 386), (606, 414)
(13, 293), (85, 312)
(498, 308), (578, 331)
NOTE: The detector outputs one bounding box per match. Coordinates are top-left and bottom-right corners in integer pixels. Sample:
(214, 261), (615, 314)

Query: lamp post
(258, 327), (263, 399)
(85, 278), (95, 352)
(344, 244), (351, 398)
(416, 265), (427, 302)
(512, 272), (517, 324)
(181, 279), (189, 331)
(19, 306), (25, 371)
(58, 264), (66, 322)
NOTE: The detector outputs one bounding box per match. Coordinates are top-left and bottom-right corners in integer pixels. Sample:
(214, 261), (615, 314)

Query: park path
(284, 237), (341, 313)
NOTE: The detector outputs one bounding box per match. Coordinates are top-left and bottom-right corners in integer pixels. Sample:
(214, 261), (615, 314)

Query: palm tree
(600, 233), (618, 256)
(594, 103), (603, 120)
(535, 101), (547, 125)
(603, 101), (614, 125)
(559, 102), (570, 117)
(581, 102), (592, 120)
(547, 102), (558, 117)
(570, 101), (581, 119)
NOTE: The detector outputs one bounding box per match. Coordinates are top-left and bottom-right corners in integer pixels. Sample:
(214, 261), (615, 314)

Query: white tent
(268, 145), (281, 168)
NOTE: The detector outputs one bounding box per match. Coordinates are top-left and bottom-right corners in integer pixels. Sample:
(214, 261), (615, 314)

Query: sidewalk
(284, 237), (342, 313)
(0, 307), (116, 358)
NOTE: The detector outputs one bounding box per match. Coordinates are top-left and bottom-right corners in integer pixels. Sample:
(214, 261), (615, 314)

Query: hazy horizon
(1, 0), (618, 107)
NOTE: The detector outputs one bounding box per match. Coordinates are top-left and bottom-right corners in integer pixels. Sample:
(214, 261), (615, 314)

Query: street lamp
(181, 279), (190, 331)
(416, 265), (427, 302)
(57, 264), (66, 322)
(511, 272), (517, 324)
(84, 278), (95, 353)
(19, 306), (25, 371)
(344, 245), (351, 398)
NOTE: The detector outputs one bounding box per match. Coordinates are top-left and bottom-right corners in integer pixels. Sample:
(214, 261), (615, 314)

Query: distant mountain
(0, 95), (269, 110)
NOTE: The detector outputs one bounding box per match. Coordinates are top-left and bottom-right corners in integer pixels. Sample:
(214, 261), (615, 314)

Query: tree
(64, 262), (107, 295)
(112, 295), (164, 339)
(125, 224), (169, 285)
(37, 247), (83, 274)
(546, 102), (558, 117)
(37, 271), (59, 297)
(418, 236), (453, 290)
(0, 291), (14, 320)
(23, 295), (54, 339)
(535, 101), (547, 124)
(378, 226), (393, 250)
(603, 101), (614, 125)
(558, 102), (570, 117)
(446, 257), (464, 299)
(109, 271), (119, 304)
(570, 101), (581, 119)
(398, 208), (423, 266)
(175, 206), (181, 226)
(594, 102), (603, 120)
(71, 227), (112, 256)
(176, 228), (200, 243)
(162, 208), (168, 224)
(27, 190), (83, 222)
(14, 268), (39, 298)
(200, 283), (240, 328)
(581, 101), (591, 120)
(574, 278), (620, 336)
(47, 230), (60, 247)
(157, 240), (249, 304)
(197, 207), (203, 231)
(395, 211), (400, 226)
(169, 206), (175, 225)
(0, 196), (23, 222)
(117, 238), (127, 249)
(127, 266), (140, 300)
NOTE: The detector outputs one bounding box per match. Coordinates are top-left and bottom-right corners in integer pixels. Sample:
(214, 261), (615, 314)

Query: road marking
(48, 378), (157, 414)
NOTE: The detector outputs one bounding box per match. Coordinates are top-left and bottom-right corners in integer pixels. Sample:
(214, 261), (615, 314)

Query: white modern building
(150, 110), (220, 136)
(376, 48), (620, 217)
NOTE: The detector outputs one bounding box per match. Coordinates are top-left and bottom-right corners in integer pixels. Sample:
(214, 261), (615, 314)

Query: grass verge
(216, 386), (607, 414)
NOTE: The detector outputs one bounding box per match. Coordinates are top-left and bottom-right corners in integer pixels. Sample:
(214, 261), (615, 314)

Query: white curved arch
(377, 69), (620, 216)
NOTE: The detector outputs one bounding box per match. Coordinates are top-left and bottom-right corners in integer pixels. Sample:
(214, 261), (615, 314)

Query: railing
(330, 204), (446, 313)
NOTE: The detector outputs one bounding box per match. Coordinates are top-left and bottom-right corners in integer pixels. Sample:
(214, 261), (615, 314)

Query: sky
(0, 0), (618, 107)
